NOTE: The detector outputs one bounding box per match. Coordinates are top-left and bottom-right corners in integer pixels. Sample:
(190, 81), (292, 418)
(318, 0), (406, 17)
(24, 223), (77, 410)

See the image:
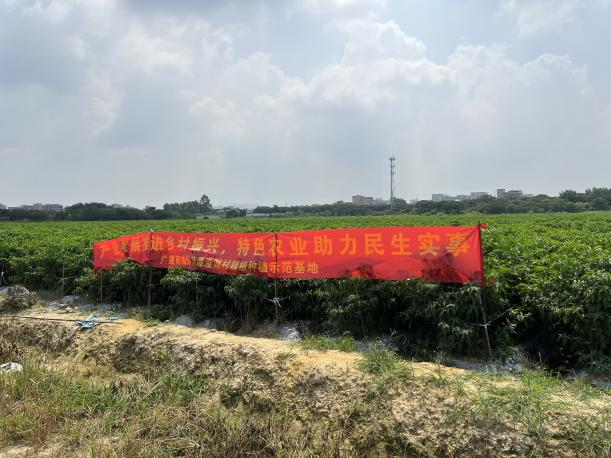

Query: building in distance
(352, 195), (390, 205)
(432, 192), (491, 202)
(15, 203), (64, 211)
(352, 195), (374, 205)
(497, 189), (524, 199)
(470, 192), (490, 199)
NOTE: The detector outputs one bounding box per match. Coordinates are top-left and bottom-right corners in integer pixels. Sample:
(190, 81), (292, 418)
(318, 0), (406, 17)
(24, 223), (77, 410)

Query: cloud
(500, 0), (581, 36)
(0, 2), (609, 207)
(334, 18), (426, 64)
(500, 0), (610, 37)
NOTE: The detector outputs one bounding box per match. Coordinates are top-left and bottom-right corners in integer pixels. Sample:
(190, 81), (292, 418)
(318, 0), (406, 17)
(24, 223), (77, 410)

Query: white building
(470, 192), (490, 199)
(497, 189), (523, 198)
(352, 195), (374, 205)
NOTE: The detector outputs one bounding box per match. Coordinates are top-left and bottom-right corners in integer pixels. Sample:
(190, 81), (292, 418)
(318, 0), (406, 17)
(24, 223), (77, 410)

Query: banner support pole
(480, 286), (493, 360)
(0, 262), (6, 286)
(477, 221), (493, 360)
(147, 230), (153, 308)
(98, 272), (103, 305)
(273, 232), (279, 321)
(195, 276), (199, 305)
(147, 267), (152, 308)
(59, 263), (65, 299)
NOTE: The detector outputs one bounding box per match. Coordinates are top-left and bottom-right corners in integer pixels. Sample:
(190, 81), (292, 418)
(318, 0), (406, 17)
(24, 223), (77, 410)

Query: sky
(1, 0), (610, 208)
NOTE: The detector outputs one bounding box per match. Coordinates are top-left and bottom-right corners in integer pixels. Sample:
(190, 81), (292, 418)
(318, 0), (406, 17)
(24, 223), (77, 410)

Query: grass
(275, 351), (297, 362)
(356, 344), (610, 456)
(438, 369), (611, 455)
(299, 334), (358, 353)
(357, 342), (414, 396)
(127, 310), (162, 327)
(0, 341), (609, 457)
(358, 342), (409, 376)
(142, 317), (162, 327)
(0, 363), (340, 457)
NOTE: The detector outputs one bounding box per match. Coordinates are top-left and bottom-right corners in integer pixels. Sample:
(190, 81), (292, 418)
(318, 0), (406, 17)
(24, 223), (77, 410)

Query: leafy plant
(0, 212), (609, 370)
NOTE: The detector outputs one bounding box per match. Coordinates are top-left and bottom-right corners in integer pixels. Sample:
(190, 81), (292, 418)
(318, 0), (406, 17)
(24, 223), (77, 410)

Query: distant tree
(64, 203), (149, 221)
(225, 208), (247, 218)
(200, 194), (212, 213)
(559, 189), (579, 202)
(586, 187), (611, 204)
(393, 198), (409, 210)
(591, 197), (609, 211)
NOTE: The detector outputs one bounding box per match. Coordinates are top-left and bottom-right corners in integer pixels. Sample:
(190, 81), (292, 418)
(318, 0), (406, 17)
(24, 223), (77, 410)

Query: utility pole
(389, 156), (396, 210)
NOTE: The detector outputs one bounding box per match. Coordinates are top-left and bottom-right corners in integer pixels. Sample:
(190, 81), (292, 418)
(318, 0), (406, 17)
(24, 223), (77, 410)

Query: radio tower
(389, 156), (396, 210)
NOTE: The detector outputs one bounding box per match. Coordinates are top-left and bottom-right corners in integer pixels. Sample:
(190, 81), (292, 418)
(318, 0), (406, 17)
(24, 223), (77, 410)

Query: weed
(359, 343), (405, 375)
(423, 363), (462, 390)
(300, 334), (358, 353)
(0, 353), (608, 456)
(143, 317), (161, 327)
(358, 342), (413, 396)
(560, 410), (611, 456)
(275, 351), (296, 362)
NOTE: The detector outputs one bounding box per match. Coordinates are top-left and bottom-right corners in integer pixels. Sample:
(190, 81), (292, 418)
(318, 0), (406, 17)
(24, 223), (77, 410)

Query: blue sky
(1, 0), (610, 207)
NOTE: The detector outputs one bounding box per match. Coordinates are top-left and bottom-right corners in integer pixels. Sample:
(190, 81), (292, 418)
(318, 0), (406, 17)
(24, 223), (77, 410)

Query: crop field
(1, 212), (610, 370)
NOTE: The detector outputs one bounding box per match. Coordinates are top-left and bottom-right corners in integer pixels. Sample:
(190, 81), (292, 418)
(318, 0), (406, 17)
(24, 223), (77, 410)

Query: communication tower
(389, 156), (396, 210)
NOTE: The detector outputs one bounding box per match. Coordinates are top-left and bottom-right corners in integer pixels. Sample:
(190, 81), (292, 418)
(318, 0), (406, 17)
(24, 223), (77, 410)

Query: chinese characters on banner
(93, 225), (486, 284)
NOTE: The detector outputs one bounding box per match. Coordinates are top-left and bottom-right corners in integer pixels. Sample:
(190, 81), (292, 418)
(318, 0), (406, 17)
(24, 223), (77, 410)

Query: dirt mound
(0, 313), (370, 421)
(0, 286), (38, 311)
(1, 309), (608, 457)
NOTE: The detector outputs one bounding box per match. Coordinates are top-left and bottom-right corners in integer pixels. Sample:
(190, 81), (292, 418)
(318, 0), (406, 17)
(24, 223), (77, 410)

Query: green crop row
(0, 212), (609, 370)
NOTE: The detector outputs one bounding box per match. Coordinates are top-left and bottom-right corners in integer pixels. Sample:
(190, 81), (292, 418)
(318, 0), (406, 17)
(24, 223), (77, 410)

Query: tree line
(254, 188), (611, 216)
(1, 188), (609, 221)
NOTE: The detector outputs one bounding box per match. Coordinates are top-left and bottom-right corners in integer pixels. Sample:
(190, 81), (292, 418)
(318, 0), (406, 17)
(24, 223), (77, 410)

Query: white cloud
(500, 0), (581, 36)
(334, 18), (426, 64)
(500, 0), (611, 37)
(117, 25), (192, 74)
(0, 1), (609, 207)
(83, 72), (121, 136)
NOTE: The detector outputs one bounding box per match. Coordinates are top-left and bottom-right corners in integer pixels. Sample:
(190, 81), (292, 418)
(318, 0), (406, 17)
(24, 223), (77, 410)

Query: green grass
(0, 360), (430, 457)
(0, 364), (323, 456)
(0, 351), (608, 456)
(299, 334), (358, 352)
(357, 343), (414, 395)
(358, 343), (406, 375)
(440, 369), (611, 455)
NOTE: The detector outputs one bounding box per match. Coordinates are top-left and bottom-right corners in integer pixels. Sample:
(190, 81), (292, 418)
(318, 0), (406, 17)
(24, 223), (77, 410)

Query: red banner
(93, 225), (485, 284)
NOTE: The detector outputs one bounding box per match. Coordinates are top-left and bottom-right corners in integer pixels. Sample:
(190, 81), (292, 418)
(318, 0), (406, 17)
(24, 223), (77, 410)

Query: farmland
(1, 212), (610, 370)
(1, 212), (610, 456)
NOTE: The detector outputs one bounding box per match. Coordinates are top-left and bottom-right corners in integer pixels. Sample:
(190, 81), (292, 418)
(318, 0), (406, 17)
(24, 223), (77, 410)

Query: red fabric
(93, 226), (485, 284)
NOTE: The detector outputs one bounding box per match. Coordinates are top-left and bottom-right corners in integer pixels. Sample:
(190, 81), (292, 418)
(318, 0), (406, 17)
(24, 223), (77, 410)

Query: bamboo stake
(274, 233), (279, 322)
(480, 287), (493, 360)
(147, 230), (153, 308)
(477, 221), (493, 360)
(195, 276), (199, 304)
(98, 273), (103, 304)
(59, 263), (65, 299)
(147, 266), (152, 308)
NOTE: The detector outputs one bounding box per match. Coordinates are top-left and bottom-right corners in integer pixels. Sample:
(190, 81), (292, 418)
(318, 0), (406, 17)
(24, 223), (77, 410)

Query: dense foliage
(0, 212), (609, 370)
